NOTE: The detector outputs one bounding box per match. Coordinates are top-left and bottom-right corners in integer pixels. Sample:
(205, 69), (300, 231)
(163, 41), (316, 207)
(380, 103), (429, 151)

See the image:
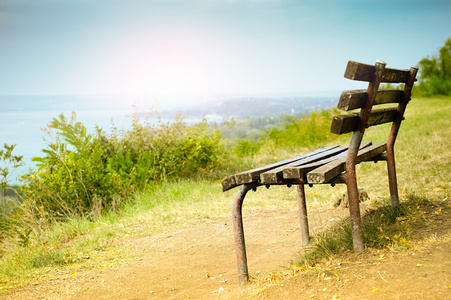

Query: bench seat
(222, 141), (387, 190)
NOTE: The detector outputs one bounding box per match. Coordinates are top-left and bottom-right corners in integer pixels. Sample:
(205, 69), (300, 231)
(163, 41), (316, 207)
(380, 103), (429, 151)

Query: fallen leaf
(372, 288), (379, 293)
(292, 265), (305, 271)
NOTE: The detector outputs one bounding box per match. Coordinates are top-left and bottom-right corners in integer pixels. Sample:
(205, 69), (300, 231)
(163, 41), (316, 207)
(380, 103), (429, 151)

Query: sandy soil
(1, 201), (450, 300)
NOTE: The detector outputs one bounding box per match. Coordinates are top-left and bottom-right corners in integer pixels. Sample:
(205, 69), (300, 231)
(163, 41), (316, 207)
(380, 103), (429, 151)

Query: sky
(0, 0), (450, 105)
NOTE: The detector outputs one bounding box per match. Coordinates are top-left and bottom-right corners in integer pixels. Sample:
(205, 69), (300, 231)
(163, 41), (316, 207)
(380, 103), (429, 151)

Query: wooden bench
(221, 60), (418, 284)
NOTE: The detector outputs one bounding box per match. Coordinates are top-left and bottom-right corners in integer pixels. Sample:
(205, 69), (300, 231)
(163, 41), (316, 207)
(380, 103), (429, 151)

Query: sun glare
(86, 23), (216, 100)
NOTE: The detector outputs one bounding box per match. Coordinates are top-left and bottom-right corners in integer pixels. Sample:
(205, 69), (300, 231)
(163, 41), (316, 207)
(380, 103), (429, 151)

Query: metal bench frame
(221, 60), (418, 284)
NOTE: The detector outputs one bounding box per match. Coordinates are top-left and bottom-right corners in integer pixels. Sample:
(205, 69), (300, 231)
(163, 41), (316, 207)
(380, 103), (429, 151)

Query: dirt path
(2, 203), (450, 300)
(258, 236), (451, 300)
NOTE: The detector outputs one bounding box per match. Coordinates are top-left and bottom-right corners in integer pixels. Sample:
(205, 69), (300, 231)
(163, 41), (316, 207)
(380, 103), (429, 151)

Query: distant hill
(161, 96), (338, 121)
(0, 95), (338, 121)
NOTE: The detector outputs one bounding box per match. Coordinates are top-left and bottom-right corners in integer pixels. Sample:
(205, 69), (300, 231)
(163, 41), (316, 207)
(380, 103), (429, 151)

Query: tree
(416, 38), (451, 96)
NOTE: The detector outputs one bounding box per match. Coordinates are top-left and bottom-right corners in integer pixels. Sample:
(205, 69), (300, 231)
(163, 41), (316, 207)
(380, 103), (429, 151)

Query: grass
(0, 96), (450, 291)
(0, 179), (249, 290)
(295, 194), (448, 267)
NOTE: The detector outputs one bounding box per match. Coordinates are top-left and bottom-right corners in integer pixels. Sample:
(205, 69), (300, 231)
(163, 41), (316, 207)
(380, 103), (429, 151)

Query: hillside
(1, 96), (450, 299)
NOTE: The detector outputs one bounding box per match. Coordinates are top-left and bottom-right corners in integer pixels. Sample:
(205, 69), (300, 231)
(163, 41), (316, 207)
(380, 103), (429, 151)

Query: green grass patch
(295, 194), (448, 267)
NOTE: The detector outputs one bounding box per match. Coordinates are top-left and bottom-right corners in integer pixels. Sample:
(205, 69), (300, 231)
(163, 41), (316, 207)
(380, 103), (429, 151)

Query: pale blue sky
(0, 0), (450, 103)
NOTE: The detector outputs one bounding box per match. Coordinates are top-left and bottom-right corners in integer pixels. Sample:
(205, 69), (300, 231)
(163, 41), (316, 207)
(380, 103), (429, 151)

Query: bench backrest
(331, 61), (418, 170)
(221, 61), (418, 192)
(331, 60), (418, 137)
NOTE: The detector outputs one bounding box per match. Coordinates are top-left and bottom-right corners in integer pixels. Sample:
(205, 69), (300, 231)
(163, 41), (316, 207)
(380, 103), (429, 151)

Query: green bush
(19, 111), (222, 219)
(267, 109), (339, 149)
(416, 75), (451, 96)
(233, 139), (261, 157)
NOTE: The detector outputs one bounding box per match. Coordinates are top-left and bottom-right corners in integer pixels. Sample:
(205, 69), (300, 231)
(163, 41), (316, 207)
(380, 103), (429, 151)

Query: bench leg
(233, 183), (256, 285)
(346, 166), (364, 251)
(386, 146), (399, 208)
(296, 184), (310, 245)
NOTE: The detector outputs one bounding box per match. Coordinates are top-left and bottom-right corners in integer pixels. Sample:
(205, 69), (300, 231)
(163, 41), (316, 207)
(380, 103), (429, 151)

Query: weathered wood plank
(221, 145), (339, 191)
(221, 176), (237, 192)
(366, 108), (398, 127)
(282, 141), (372, 180)
(330, 107), (398, 135)
(306, 143), (387, 184)
(233, 145), (338, 185)
(259, 146), (348, 184)
(344, 61), (411, 83)
(282, 153), (346, 182)
(337, 89), (405, 111)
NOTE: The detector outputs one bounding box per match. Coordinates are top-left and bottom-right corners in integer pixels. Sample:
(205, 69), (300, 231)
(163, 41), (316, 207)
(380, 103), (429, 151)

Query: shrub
(19, 111), (222, 219)
(267, 109), (339, 149)
(233, 139), (261, 157)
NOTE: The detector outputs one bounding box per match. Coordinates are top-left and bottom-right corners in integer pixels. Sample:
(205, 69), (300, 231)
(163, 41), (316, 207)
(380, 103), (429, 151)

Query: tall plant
(0, 144), (24, 219)
(20, 111), (223, 220)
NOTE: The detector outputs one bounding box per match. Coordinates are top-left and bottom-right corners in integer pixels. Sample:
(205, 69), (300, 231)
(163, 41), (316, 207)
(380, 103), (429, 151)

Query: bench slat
(306, 143), (387, 184)
(221, 176), (237, 193)
(337, 89), (405, 111)
(260, 146), (348, 184)
(282, 141), (372, 180)
(344, 61), (411, 83)
(330, 107), (398, 135)
(221, 145), (339, 192)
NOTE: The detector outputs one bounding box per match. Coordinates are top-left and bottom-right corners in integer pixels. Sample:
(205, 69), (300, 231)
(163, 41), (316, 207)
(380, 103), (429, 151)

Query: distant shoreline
(1, 95), (338, 184)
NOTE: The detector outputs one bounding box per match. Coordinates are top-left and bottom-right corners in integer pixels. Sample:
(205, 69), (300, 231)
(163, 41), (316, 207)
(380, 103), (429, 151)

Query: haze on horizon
(0, 0), (450, 107)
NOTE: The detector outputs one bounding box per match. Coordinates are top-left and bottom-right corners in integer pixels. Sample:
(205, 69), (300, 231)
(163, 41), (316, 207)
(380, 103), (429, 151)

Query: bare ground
(1, 200), (450, 300)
